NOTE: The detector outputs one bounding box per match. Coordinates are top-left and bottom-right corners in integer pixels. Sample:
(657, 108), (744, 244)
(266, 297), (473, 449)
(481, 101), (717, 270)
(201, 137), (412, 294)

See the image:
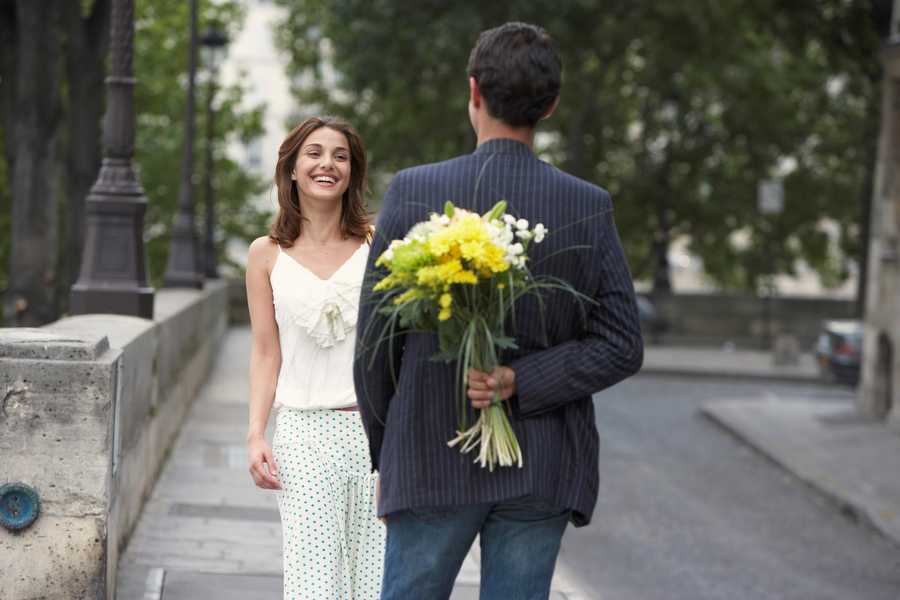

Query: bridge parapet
(1, 280), (229, 599)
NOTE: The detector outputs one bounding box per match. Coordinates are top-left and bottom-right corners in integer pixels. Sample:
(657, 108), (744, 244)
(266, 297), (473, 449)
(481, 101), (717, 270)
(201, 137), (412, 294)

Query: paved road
(558, 375), (900, 600)
(116, 327), (582, 600)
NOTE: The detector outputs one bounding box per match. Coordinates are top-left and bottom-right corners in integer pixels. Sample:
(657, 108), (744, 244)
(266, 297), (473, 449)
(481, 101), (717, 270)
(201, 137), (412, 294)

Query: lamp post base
(70, 284), (154, 319)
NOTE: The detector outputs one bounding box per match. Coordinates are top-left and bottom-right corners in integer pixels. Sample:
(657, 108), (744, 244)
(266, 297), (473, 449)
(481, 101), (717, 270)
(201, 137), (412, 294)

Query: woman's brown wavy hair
(269, 116), (370, 247)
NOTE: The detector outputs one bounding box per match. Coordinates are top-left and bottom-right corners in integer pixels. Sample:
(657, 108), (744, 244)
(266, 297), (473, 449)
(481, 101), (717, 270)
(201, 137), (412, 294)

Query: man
(354, 22), (644, 600)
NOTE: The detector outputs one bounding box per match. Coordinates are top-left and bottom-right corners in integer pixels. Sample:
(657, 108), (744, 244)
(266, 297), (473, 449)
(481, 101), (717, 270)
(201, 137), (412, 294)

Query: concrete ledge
(642, 346), (823, 385)
(701, 399), (900, 548)
(0, 327), (110, 360)
(0, 280), (229, 600)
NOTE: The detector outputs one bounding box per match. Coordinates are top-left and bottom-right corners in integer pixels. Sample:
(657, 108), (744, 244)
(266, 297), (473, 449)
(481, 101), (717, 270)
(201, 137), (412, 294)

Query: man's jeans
(381, 496), (570, 600)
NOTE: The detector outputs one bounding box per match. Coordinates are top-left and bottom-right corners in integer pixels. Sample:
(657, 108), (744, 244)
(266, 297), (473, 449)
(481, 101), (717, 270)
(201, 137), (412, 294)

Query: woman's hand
(247, 434), (281, 490)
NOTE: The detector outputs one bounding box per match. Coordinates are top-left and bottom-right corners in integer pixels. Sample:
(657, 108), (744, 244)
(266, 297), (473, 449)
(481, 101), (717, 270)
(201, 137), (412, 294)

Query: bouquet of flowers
(368, 200), (580, 471)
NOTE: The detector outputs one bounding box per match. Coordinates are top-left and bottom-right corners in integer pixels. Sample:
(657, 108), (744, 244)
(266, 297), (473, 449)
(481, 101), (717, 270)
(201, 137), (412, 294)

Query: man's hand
(467, 366), (516, 409)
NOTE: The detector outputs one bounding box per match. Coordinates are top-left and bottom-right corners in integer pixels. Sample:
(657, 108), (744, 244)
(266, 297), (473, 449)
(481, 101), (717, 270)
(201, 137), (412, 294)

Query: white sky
(220, 0), (291, 215)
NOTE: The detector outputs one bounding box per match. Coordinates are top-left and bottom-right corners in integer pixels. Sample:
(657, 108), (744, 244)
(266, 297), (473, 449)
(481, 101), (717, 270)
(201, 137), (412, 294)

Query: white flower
(502, 214), (517, 225)
(516, 218), (529, 230)
(515, 229), (533, 241)
(533, 223), (547, 243)
(509, 243), (524, 255)
(439, 214), (450, 226)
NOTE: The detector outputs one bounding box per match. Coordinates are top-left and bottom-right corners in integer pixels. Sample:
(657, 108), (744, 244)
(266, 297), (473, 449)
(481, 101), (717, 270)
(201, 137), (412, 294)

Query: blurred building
(859, 2), (900, 428)
(220, 0), (291, 269)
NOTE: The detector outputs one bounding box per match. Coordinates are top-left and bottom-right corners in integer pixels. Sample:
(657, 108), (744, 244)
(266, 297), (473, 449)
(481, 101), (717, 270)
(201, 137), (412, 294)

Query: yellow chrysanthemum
(439, 293), (452, 308)
(428, 213), (490, 259)
(417, 260), (479, 289)
(438, 307), (452, 321)
(459, 240), (487, 262)
(478, 243), (510, 274)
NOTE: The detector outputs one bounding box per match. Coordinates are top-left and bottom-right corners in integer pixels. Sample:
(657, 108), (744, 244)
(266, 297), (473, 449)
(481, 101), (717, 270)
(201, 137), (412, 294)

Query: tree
(133, 0), (267, 284)
(274, 0), (882, 295)
(0, 0), (267, 325)
(0, 1), (65, 325)
(57, 0), (111, 314)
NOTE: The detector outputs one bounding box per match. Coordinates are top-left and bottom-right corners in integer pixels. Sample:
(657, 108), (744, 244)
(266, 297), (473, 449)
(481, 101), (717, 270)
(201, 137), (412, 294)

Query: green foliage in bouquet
(365, 200), (594, 471)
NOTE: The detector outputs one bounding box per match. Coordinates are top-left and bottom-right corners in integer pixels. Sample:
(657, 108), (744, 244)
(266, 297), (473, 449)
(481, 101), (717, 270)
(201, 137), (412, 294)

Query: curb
(639, 364), (825, 386)
(143, 568), (165, 600)
(700, 404), (900, 550)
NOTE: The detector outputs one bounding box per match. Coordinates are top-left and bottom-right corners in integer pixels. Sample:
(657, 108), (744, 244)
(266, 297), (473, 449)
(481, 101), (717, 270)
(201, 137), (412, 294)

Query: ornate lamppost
(70, 0), (154, 318)
(163, 0), (204, 288)
(200, 25), (229, 279)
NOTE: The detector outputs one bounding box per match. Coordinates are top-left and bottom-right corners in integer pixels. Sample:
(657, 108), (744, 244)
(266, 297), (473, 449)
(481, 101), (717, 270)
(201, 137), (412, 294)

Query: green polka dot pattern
(273, 408), (386, 599)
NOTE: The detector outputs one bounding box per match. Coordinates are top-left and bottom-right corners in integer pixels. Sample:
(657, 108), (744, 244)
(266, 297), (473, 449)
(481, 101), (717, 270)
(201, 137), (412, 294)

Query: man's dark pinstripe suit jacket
(353, 138), (643, 526)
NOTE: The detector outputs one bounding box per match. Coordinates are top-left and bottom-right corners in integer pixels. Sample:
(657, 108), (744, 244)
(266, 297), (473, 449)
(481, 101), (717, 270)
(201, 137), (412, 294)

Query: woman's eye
(335, 154), (348, 161)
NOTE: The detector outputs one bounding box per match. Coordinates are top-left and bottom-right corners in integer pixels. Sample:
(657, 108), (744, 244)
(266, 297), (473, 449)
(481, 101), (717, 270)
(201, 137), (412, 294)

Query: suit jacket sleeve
(353, 174), (408, 472)
(510, 200), (644, 418)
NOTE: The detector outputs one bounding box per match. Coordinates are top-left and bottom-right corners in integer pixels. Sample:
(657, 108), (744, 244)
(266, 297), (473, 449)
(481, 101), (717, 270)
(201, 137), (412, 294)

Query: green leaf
(485, 200), (507, 222)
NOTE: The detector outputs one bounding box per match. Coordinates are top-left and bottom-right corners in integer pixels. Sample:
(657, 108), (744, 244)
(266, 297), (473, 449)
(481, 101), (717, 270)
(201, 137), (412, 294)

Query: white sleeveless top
(269, 241), (369, 410)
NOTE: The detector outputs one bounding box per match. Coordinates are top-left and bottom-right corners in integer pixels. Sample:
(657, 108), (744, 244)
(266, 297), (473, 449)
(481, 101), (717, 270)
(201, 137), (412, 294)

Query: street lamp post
(163, 0), (203, 288)
(70, 0), (154, 318)
(758, 179), (785, 350)
(200, 26), (229, 279)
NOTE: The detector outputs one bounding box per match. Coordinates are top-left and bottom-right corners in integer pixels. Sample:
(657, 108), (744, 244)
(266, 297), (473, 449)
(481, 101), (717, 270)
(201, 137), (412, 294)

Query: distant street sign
(758, 179), (784, 215)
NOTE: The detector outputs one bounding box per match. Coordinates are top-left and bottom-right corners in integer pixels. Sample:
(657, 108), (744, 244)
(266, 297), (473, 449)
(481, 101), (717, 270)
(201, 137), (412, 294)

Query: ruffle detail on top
(274, 282), (360, 349)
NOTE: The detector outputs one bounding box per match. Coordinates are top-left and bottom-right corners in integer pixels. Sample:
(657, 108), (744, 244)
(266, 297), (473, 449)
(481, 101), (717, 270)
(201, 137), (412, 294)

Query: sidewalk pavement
(642, 345), (821, 384)
(647, 344), (900, 549)
(702, 399), (900, 548)
(116, 326), (589, 600)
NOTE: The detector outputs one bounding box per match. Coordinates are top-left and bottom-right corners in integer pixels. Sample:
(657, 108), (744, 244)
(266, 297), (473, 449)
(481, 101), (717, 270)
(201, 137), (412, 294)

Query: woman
(245, 116), (384, 599)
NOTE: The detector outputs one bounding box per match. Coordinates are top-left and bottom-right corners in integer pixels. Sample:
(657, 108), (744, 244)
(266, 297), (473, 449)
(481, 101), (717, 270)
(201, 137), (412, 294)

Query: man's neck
(475, 119), (535, 150)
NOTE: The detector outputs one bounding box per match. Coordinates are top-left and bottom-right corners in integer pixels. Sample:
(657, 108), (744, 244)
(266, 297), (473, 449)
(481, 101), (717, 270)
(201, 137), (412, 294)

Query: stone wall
(227, 277), (250, 325)
(0, 281), (228, 599)
(648, 293), (855, 349)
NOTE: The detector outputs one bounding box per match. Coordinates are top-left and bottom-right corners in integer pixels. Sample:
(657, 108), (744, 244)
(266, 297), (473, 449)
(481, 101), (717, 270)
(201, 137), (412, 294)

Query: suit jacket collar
(473, 138), (534, 157)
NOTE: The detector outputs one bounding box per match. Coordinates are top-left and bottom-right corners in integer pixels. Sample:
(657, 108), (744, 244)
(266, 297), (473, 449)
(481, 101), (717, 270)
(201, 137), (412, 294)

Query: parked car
(815, 319), (863, 385)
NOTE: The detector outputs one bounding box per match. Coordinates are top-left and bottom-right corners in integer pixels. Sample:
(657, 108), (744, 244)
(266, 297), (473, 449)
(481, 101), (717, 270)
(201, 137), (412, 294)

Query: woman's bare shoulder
(247, 236), (280, 270)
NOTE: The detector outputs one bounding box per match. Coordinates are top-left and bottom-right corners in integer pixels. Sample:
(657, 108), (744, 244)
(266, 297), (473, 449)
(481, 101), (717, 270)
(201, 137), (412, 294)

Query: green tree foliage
(274, 0), (881, 293)
(0, 0), (267, 325)
(135, 0), (268, 284)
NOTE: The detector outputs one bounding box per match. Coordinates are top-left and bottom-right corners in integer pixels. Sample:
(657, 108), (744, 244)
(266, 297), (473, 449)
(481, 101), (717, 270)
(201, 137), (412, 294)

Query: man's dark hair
(466, 22), (562, 128)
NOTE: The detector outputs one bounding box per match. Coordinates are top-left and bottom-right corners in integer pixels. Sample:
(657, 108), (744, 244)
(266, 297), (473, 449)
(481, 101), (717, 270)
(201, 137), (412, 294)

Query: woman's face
(291, 126), (352, 205)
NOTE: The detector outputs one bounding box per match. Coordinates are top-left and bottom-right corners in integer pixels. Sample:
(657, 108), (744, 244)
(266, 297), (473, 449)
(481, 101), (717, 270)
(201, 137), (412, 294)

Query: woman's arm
(246, 236), (282, 490)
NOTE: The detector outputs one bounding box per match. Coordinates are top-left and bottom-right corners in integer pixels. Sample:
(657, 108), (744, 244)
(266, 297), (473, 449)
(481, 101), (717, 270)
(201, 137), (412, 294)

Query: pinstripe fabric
(353, 138), (643, 527)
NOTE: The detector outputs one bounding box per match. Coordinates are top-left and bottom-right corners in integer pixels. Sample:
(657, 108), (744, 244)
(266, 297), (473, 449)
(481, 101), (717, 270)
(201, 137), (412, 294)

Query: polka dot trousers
(273, 408), (386, 599)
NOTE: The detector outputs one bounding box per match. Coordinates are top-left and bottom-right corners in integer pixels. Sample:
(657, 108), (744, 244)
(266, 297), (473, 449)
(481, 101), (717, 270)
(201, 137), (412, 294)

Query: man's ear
(540, 95), (560, 121)
(469, 76), (481, 108)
